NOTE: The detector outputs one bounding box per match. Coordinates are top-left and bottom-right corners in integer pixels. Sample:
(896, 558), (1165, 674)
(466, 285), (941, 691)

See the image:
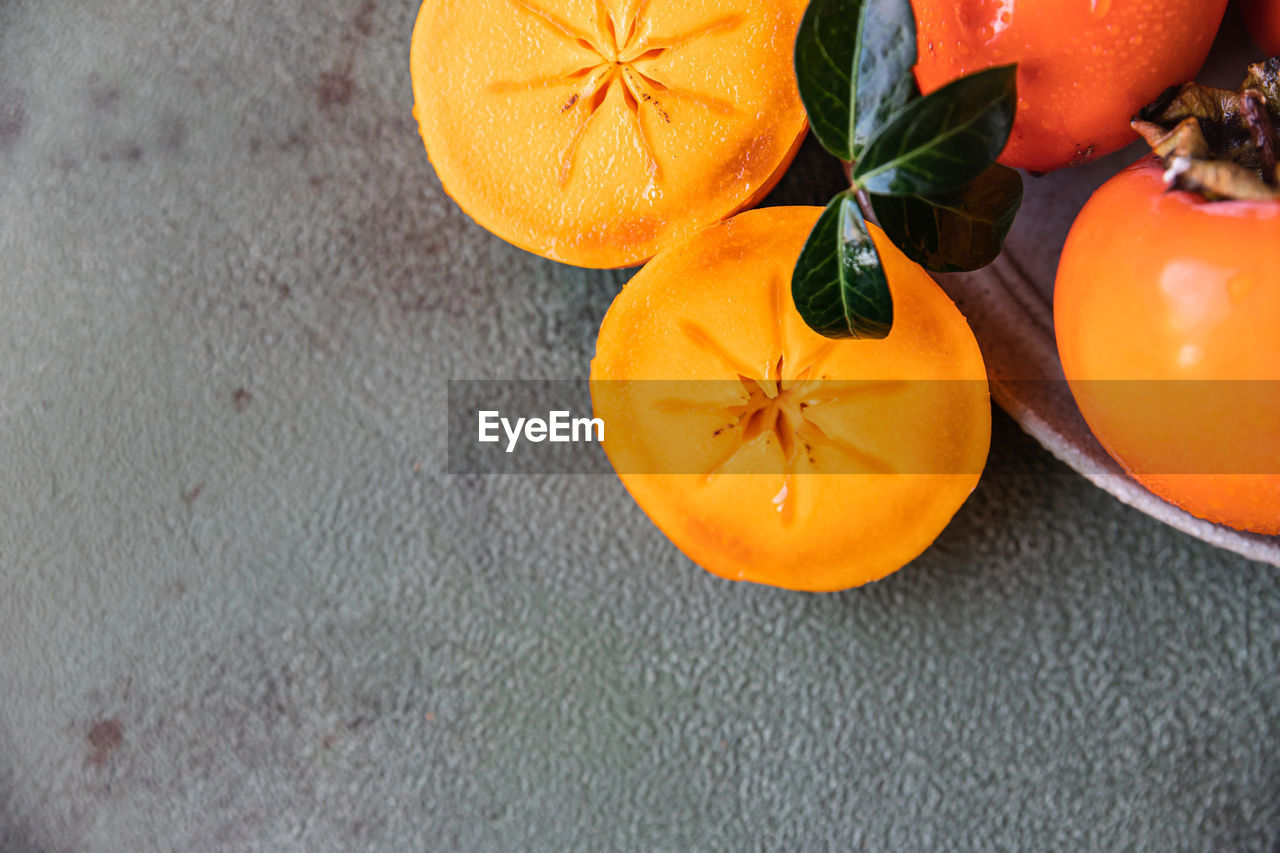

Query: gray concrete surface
(1, 2), (1278, 850)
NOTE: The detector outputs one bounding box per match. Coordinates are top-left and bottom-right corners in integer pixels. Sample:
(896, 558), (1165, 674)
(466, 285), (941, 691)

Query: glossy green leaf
(794, 0), (920, 162)
(792, 191), (892, 340)
(871, 164), (1024, 273)
(852, 0), (919, 156)
(852, 64), (1018, 196)
(794, 0), (860, 160)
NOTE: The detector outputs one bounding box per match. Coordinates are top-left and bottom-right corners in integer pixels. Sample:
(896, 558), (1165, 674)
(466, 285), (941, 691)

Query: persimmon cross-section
(495, 0), (742, 183)
(410, 0), (809, 267)
(664, 280), (905, 524)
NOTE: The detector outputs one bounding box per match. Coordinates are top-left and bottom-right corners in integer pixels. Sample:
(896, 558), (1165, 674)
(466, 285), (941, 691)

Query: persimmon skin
(591, 207), (991, 592)
(912, 0), (1229, 173)
(1054, 157), (1280, 534)
(1242, 0), (1280, 55)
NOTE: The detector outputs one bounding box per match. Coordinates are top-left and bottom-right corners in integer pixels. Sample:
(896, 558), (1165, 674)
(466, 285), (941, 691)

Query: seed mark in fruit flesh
(674, 312), (900, 523)
(770, 274), (787, 376)
(556, 65), (615, 184)
(678, 320), (756, 377)
(502, 0), (746, 184)
(798, 380), (911, 411)
(620, 70), (661, 177)
(622, 68), (670, 125)
(625, 14), (746, 57)
(487, 63), (601, 95)
(798, 417), (895, 475)
(799, 341), (838, 378)
(507, 0), (607, 55)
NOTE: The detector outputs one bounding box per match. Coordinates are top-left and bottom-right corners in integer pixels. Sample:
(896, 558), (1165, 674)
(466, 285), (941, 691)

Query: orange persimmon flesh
(409, 0), (809, 269)
(590, 207), (992, 592)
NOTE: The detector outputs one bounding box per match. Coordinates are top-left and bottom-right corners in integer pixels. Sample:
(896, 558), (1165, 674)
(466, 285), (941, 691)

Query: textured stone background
(1, 2), (1278, 850)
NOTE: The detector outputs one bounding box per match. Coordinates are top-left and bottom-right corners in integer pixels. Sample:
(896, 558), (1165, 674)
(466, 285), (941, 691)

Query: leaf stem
(839, 159), (874, 215)
(855, 188), (875, 224)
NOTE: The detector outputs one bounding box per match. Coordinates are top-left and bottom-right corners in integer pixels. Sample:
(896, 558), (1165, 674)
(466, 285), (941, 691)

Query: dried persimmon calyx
(1132, 58), (1280, 201)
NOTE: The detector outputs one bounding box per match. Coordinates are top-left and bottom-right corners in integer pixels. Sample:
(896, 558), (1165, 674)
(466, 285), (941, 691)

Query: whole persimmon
(912, 0), (1229, 172)
(1055, 157), (1280, 534)
(410, 0), (809, 269)
(591, 207), (991, 592)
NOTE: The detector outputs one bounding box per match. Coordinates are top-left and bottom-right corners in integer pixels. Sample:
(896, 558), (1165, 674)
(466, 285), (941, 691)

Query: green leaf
(852, 64), (1018, 196)
(794, 0), (860, 161)
(852, 0), (919, 157)
(794, 0), (920, 162)
(792, 191), (893, 340)
(871, 164), (1024, 273)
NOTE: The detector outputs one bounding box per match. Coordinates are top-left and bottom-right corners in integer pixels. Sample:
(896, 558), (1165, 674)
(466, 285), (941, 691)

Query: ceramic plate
(935, 20), (1280, 567)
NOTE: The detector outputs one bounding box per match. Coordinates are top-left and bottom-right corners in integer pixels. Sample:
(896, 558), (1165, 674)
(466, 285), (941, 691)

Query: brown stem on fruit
(1241, 89), (1278, 186)
(1132, 117), (1210, 161)
(1161, 155), (1280, 201)
(1244, 58), (1280, 106)
(1132, 60), (1280, 202)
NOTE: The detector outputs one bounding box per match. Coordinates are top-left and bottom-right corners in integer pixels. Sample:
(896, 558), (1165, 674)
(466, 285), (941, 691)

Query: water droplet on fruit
(1089, 0), (1112, 19)
(991, 0), (1015, 35)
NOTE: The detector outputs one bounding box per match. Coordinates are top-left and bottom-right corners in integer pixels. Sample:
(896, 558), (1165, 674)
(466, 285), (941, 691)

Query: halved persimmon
(409, 0), (809, 269)
(590, 207), (991, 591)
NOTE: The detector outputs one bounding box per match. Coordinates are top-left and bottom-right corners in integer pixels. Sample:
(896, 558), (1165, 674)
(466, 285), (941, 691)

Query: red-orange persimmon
(913, 0), (1229, 172)
(1054, 156), (1280, 534)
